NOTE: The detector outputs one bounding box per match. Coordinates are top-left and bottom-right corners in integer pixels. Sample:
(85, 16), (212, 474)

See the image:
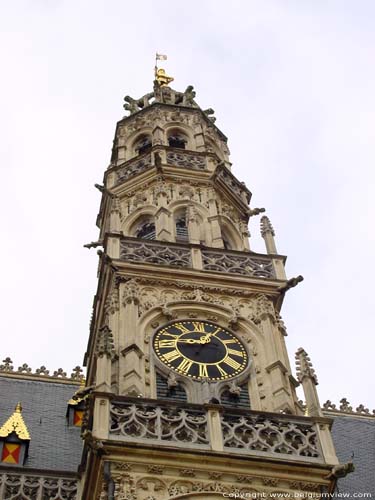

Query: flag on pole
(156, 53), (168, 61)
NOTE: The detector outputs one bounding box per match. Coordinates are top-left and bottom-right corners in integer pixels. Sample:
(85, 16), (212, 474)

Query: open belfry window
(134, 135), (152, 155)
(66, 380), (86, 427)
(168, 132), (187, 149)
(0, 402), (30, 465)
(135, 220), (156, 240)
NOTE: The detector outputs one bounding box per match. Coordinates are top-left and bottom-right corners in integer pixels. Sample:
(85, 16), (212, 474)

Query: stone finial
(339, 398), (353, 412)
(96, 325), (115, 358)
(17, 363), (32, 374)
(0, 357), (14, 372)
(70, 366), (85, 381)
(295, 348), (318, 385)
(323, 400), (336, 410)
(260, 215), (275, 237)
(35, 366), (50, 376)
(53, 368), (67, 378)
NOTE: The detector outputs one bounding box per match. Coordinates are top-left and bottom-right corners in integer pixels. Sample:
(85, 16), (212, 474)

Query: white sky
(1, 1), (374, 410)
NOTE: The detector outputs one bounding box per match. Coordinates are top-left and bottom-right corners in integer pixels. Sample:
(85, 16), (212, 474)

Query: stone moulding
(0, 473), (78, 499)
(108, 398), (324, 463)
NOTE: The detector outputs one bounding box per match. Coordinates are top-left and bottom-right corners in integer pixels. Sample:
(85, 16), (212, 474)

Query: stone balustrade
(109, 398), (324, 464)
(119, 237), (277, 279)
(0, 473), (77, 499)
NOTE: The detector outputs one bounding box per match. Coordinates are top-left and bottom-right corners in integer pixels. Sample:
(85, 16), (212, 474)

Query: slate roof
(331, 414), (375, 495)
(0, 375), (82, 472)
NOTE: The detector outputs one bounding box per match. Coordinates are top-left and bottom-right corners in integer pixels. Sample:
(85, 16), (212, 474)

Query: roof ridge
(0, 358), (85, 382)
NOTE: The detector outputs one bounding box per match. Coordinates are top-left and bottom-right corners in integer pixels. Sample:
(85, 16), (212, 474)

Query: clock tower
(78, 69), (343, 499)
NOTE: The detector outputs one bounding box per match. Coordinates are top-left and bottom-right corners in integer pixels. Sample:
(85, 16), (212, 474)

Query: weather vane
(154, 53), (174, 87)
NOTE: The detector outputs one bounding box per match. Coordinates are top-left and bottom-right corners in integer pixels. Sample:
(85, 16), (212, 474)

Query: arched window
(175, 215), (188, 242)
(168, 133), (187, 149)
(134, 135), (152, 155)
(135, 220), (156, 240)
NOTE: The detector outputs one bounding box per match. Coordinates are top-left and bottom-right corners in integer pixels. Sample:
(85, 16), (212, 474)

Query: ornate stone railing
(0, 473), (78, 499)
(116, 152), (152, 183)
(201, 248), (275, 278)
(222, 412), (320, 459)
(119, 238), (277, 279)
(213, 164), (251, 204)
(109, 399), (324, 463)
(166, 150), (206, 170)
(110, 400), (209, 449)
(120, 239), (191, 268)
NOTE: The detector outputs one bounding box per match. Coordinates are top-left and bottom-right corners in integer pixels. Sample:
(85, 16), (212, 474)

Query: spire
(295, 348), (321, 417)
(260, 215), (277, 254)
(0, 402), (31, 440)
(295, 347), (318, 385)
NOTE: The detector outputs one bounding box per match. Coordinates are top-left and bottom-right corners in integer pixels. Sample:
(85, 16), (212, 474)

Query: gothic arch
(219, 215), (243, 250)
(122, 205), (157, 236)
(126, 127), (153, 157)
(165, 123), (195, 150)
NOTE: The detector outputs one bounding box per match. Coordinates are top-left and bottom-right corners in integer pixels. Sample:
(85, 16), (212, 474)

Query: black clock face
(153, 320), (248, 381)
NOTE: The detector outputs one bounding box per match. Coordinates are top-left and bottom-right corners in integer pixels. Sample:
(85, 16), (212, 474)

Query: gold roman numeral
(192, 322), (206, 333)
(199, 364), (208, 377)
(223, 357), (241, 370)
(216, 364), (227, 377)
(159, 339), (176, 348)
(178, 358), (193, 373)
(175, 323), (191, 334)
(162, 333), (180, 339)
(222, 339), (237, 345)
(162, 350), (181, 362)
(227, 348), (244, 357)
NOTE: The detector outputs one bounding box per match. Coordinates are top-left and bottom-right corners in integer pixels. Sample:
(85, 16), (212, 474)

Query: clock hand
(177, 338), (203, 345)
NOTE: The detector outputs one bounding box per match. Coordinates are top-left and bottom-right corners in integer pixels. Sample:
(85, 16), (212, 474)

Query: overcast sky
(1, 1), (374, 410)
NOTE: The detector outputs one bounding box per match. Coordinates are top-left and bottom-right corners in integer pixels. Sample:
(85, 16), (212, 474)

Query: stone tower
(78, 71), (343, 499)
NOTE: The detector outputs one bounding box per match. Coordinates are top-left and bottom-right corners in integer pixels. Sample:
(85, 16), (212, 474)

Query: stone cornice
(0, 358), (84, 385)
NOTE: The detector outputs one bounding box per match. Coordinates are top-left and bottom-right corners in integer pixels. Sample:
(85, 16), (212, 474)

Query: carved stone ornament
(122, 278), (140, 305)
(116, 153), (152, 184)
(96, 325), (115, 359)
(166, 151), (206, 170)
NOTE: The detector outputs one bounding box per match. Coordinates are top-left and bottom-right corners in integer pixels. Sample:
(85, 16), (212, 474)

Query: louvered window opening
(220, 386), (250, 410)
(156, 373), (187, 402)
(176, 217), (188, 241)
(136, 222), (156, 240)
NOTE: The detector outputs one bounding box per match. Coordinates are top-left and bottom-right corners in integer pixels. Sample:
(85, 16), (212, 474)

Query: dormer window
(136, 221), (156, 240)
(168, 133), (187, 149)
(0, 403), (30, 465)
(135, 136), (152, 155)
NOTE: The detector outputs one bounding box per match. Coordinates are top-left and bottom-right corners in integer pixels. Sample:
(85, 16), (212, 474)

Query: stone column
(118, 279), (144, 396)
(260, 215), (286, 280)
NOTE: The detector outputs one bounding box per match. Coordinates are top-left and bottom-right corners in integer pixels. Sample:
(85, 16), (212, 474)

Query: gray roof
(331, 414), (375, 495)
(0, 376), (82, 472)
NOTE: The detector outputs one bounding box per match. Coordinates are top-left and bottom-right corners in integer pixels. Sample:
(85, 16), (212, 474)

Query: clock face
(153, 320), (248, 381)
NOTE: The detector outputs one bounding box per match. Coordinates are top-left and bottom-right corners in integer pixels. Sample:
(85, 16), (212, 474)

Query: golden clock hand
(177, 338), (202, 345)
(199, 334), (212, 344)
